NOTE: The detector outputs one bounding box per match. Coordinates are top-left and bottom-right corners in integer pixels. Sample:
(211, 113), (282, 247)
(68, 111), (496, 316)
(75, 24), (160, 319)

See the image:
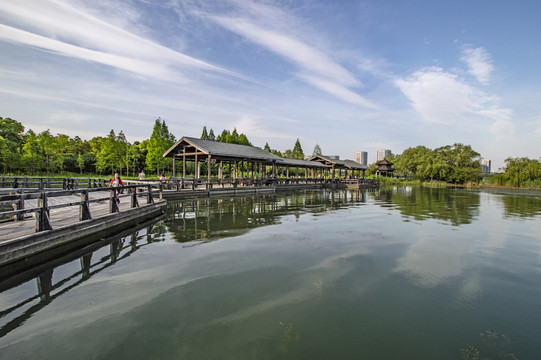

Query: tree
(77, 153), (85, 174)
(264, 142), (271, 153)
(37, 130), (57, 175)
(312, 144), (322, 157)
(0, 117), (25, 173)
(146, 118), (175, 175)
(292, 138), (304, 160)
(208, 128), (216, 141)
(96, 130), (117, 174)
(393, 146), (432, 178)
(22, 129), (41, 174)
(201, 126), (209, 140)
(434, 143), (481, 183)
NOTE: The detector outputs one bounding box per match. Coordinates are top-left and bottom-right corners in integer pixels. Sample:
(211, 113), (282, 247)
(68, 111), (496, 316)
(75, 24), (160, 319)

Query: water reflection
(496, 189), (541, 219)
(0, 190), (367, 340)
(1, 188), (540, 359)
(373, 186), (481, 226)
(163, 190), (367, 244)
(0, 219), (164, 339)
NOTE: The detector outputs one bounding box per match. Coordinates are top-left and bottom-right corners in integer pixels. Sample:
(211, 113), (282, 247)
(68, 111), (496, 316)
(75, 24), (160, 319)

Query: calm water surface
(1, 187), (540, 359)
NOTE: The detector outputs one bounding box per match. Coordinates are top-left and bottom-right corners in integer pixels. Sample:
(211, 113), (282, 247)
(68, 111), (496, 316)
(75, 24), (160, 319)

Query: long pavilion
(163, 137), (367, 185)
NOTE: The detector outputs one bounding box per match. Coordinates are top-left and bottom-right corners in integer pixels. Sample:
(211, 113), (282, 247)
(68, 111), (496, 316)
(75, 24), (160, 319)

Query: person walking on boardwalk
(109, 172), (123, 203)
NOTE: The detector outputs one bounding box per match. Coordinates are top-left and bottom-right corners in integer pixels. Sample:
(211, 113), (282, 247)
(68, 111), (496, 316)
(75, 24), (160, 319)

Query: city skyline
(1, 1), (541, 171)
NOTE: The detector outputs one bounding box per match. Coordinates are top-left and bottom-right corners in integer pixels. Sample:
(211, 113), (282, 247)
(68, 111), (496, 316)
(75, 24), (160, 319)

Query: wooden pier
(0, 182), (165, 271)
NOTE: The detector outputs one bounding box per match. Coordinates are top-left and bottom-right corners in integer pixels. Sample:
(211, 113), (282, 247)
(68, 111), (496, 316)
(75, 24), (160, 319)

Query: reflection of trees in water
(499, 191), (541, 219)
(373, 187), (480, 226)
(164, 190), (367, 243)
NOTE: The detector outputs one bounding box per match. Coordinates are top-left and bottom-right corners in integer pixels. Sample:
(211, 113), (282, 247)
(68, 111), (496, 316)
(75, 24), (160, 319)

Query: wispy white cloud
(197, 1), (377, 108)
(460, 46), (494, 85)
(0, 0), (251, 82)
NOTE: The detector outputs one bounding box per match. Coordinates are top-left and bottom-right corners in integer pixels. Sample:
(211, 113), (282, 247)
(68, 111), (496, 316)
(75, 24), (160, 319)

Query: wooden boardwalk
(0, 192), (148, 243)
(0, 185), (166, 269)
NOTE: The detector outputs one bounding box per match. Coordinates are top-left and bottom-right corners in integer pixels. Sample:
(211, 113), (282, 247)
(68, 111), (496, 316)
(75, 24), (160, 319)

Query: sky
(1, 0), (540, 171)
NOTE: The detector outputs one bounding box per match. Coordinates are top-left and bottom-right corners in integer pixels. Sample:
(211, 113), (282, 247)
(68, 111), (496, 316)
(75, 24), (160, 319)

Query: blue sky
(1, 0), (540, 170)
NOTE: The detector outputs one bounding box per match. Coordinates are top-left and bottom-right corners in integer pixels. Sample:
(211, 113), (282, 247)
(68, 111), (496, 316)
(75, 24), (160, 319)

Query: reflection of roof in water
(164, 191), (368, 243)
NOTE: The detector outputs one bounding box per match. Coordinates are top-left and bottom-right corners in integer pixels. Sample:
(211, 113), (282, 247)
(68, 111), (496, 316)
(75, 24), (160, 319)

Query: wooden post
(16, 189), (24, 221)
(79, 190), (92, 221)
(207, 154), (211, 189)
(36, 193), (52, 232)
(172, 156), (176, 178)
(109, 190), (119, 213)
(219, 160), (223, 185)
(195, 153), (199, 180)
(147, 184), (154, 204)
(182, 149), (186, 179)
(131, 187), (139, 208)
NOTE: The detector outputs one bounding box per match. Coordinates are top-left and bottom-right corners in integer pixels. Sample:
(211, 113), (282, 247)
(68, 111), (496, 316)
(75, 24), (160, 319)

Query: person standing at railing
(109, 172), (123, 203)
(138, 169), (145, 181)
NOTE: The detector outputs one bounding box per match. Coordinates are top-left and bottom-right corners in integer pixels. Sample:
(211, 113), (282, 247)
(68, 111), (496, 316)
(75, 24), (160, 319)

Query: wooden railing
(0, 184), (162, 232)
(147, 177), (330, 190)
(0, 176), (111, 190)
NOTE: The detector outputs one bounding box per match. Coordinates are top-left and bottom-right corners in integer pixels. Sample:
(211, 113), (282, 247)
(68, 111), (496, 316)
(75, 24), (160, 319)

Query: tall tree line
(0, 116), (175, 176)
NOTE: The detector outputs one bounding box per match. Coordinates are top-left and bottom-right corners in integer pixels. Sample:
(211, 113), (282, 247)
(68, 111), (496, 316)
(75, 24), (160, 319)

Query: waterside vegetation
(1, 116), (540, 188)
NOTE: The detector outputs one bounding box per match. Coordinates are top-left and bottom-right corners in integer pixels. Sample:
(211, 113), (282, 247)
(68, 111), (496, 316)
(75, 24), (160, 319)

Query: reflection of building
(377, 149), (391, 161)
(355, 151), (368, 166)
(481, 160), (491, 173)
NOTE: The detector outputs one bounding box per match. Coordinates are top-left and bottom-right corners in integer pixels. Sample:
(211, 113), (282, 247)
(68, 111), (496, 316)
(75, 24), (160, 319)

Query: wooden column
(207, 154), (211, 187)
(182, 149), (186, 178)
(195, 153), (198, 180)
(172, 156), (176, 178)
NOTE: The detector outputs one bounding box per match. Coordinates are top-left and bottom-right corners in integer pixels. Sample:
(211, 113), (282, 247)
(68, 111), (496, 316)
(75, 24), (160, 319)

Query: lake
(1, 187), (540, 359)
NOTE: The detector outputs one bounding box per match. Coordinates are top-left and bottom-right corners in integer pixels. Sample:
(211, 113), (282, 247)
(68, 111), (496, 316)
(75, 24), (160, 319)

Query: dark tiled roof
(342, 159), (368, 170)
(164, 137), (282, 161)
(309, 155), (367, 170)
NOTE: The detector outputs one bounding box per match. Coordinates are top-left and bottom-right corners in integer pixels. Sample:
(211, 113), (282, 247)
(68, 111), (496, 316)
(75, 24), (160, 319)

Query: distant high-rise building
(355, 151), (368, 166)
(377, 149), (391, 161)
(326, 155), (340, 160)
(481, 160), (492, 173)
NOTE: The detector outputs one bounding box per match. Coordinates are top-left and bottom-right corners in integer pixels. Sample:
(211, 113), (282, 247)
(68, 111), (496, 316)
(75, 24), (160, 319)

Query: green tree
(0, 117), (25, 173)
(201, 126), (209, 140)
(393, 145), (432, 178)
(434, 143), (481, 183)
(312, 144), (322, 157)
(96, 130), (117, 174)
(37, 130), (57, 175)
(264, 142), (271, 152)
(146, 118), (175, 175)
(22, 129), (41, 174)
(208, 128), (216, 141)
(77, 153), (85, 174)
(292, 138), (304, 159)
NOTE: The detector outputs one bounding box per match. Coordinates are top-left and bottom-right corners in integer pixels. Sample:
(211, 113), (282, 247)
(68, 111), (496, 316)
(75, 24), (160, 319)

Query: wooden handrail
(0, 184), (163, 232)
